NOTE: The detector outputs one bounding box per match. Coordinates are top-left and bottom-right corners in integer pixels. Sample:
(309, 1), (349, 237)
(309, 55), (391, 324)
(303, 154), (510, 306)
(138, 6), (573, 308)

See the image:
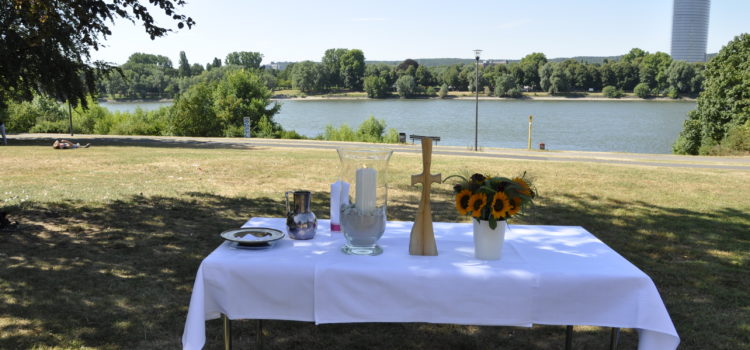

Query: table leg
(223, 314), (232, 350)
(565, 325), (573, 350)
(609, 327), (620, 350)
(256, 319), (264, 350)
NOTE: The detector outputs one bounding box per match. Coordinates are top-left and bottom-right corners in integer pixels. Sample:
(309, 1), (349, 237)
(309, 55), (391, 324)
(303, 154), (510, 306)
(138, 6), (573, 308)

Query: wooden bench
(409, 135), (440, 145)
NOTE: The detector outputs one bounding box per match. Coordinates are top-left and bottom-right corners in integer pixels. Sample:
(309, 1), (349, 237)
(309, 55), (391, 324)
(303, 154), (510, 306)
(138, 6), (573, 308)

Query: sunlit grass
(1, 142), (748, 349)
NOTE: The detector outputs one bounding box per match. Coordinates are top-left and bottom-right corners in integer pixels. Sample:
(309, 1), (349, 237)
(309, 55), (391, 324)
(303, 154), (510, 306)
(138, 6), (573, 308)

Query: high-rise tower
(671, 0), (711, 62)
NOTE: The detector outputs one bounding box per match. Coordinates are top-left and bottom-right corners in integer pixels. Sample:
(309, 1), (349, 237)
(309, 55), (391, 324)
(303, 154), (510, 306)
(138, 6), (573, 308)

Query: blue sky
(91, 0), (750, 66)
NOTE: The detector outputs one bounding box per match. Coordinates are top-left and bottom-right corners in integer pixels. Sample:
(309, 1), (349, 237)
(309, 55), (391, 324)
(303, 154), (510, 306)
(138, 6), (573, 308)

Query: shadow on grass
(0, 191), (747, 349)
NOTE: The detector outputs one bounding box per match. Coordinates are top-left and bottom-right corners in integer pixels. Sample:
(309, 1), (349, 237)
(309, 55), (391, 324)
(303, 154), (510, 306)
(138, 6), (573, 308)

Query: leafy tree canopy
(0, 0), (194, 110)
(225, 51), (264, 70)
(178, 51), (192, 77)
(397, 59), (419, 72)
(321, 48), (348, 88)
(126, 53), (173, 68)
(674, 33), (750, 155)
(340, 49), (365, 90)
(621, 48), (647, 65)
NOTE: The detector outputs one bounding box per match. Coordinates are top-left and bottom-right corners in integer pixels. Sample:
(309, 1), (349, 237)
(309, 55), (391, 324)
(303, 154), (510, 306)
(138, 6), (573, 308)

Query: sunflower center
(472, 198), (484, 210)
(460, 195), (470, 209)
(493, 198), (506, 211)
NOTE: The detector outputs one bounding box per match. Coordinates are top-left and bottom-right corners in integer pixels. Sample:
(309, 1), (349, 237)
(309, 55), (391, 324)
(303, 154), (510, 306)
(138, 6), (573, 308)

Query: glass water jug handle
(284, 191), (293, 215)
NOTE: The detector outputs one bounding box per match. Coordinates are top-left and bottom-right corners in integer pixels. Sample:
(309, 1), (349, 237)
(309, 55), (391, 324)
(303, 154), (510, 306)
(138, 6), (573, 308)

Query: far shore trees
(225, 51), (264, 70)
(87, 45), (710, 103)
(364, 76), (390, 98)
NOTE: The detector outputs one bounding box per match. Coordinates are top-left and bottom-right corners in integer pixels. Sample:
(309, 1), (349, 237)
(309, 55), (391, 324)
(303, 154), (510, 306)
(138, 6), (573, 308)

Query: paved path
(7, 133), (750, 171)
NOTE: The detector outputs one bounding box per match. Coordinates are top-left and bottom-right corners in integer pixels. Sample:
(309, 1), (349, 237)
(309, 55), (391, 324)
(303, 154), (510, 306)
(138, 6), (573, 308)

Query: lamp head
(473, 49), (482, 60)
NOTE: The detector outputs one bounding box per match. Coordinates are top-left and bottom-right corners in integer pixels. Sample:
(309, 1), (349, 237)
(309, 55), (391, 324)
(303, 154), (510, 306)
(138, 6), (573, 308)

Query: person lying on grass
(52, 139), (90, 149)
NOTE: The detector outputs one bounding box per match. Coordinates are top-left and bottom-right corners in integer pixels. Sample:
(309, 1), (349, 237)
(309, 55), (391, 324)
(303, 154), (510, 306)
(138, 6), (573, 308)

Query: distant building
(670, 0), (711, 62)
(482, 59), (508, 67)
(263, 62), (282, 70)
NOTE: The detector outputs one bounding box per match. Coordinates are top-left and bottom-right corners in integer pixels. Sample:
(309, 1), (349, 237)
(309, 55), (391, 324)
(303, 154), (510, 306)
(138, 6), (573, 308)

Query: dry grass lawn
(1, 140), (748, 349)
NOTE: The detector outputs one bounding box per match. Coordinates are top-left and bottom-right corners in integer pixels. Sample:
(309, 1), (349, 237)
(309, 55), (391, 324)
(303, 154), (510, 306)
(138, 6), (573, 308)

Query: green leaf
(489, 216), (497, 230)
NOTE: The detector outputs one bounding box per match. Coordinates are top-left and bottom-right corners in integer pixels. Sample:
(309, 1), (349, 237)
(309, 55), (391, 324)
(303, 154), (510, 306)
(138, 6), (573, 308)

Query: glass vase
(337, 147), (393, 256)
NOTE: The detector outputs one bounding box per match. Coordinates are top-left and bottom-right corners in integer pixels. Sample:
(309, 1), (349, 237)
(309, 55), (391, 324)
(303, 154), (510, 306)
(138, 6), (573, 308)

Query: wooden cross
(409, 138), (441, 256)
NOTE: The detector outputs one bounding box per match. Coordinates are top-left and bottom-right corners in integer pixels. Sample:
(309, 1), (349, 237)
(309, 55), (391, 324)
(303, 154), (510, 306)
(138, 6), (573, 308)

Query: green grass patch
(1, 141), (748, 349)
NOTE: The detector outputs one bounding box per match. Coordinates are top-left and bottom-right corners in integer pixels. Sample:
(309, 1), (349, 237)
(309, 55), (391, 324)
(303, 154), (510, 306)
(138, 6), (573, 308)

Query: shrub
(425, 86), (436, 97)
(73, 105), (110, 134)
(364, 76), (390, 98)
(254, 115), (279, 138)
(438, 83), (449, 98)
(721, 120), (750, 153)
(383, 128), (399, 143)
(396, 75), (416, 98)
(672, 117), (702, 155)
(323, 124), (356, 141)
(667, 86), (679, 99)
(6, 95), (66, 132)
(602, 85), (624, 98)
(278, 129), (306, 139)
(106, 108), (169, 136)
(357, 116), (386, 141)
(507, 88), (522, 98)
(321, 115), (398, 143)
(168, 82), (222, 137)
(223, 124), (245, 137)
(495, 74), (518, 97)
(634, 83), (651, 99)
(29, 120), (68, 133)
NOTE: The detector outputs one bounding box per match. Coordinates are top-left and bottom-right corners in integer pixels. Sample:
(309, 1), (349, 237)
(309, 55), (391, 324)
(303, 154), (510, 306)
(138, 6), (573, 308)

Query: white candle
(355, 167), (377, 213)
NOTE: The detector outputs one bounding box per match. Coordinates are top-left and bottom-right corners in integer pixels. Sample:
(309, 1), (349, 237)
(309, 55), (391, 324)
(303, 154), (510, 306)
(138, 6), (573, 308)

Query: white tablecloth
(182, 218), (679, 350)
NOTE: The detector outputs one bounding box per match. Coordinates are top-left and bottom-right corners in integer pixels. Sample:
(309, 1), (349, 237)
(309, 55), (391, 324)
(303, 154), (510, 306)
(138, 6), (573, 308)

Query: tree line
(95, 48), (707, 101)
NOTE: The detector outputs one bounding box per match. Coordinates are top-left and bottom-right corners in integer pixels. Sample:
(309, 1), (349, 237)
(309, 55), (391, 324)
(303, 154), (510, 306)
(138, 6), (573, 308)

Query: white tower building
(670, 0), (711, 62)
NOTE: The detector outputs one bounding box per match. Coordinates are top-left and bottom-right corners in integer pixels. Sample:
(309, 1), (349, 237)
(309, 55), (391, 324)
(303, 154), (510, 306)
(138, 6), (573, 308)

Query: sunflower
(455, 190), (472, 215)
(512, 177), (532, 197)
(467, 193), (488, 218)
(490, 192), (511, 219)
(507, 196), (522, 217)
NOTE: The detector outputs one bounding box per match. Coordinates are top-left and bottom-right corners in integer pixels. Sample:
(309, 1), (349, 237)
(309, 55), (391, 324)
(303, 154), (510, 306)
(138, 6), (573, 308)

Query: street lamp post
(473, 49), (482, 151)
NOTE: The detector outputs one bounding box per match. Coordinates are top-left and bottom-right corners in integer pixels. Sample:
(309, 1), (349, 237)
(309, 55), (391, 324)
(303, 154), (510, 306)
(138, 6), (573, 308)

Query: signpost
(528, 115), (533, 150)
(243, 117), (251, 138)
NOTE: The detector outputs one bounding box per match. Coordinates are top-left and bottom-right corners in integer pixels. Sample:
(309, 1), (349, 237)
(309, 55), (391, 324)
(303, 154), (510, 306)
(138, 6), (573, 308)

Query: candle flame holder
(337, 147), (393, 256)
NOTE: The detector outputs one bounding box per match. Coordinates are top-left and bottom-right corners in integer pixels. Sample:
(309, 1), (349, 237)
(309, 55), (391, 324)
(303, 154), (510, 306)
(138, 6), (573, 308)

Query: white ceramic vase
(472, 220), (507, 260)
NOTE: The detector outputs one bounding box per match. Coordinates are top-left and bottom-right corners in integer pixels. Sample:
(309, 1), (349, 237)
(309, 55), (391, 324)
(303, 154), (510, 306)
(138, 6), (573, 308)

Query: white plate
(220, 227), (285, 246)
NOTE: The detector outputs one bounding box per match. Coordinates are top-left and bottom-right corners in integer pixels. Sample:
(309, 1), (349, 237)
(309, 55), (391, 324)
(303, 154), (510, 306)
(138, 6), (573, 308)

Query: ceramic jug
(285, 190), (317, 240)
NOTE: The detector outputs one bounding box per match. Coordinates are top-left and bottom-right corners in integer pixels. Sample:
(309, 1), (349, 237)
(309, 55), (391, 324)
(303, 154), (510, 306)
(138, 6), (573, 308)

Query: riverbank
(97, 94), (696, 103)
(276, 95), (696, 102)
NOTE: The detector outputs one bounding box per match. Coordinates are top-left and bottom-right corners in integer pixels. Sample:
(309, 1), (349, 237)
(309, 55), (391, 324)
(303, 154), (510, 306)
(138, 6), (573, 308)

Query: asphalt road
(6, 133), (750, 171)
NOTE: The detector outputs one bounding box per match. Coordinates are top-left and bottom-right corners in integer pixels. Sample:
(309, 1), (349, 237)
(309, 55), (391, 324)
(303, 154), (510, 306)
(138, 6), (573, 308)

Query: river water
(101, 99), (696, 154)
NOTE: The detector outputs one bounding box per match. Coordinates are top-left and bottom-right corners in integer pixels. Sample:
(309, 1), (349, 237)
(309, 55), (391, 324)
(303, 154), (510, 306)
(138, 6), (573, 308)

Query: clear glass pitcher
(337, 147), (393, 255)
